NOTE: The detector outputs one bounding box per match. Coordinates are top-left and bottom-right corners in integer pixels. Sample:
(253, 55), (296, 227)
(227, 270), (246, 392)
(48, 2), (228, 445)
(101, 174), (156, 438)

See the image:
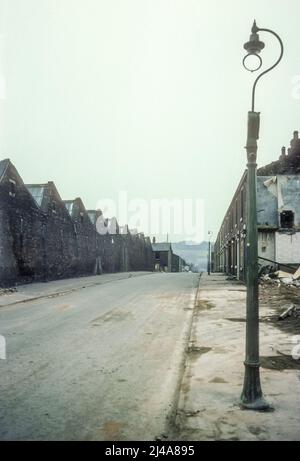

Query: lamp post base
(240, 362), (271, 411)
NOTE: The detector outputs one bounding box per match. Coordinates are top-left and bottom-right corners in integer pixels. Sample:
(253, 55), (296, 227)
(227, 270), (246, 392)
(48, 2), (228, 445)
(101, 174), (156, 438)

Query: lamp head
(243, 20), (265, 72)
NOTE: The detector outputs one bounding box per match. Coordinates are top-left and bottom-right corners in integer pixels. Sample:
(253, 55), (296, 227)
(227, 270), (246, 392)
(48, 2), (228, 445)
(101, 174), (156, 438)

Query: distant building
(152, 239), (186, 272)
(214, 130), (300, 280)
(171, 241), (210, 272)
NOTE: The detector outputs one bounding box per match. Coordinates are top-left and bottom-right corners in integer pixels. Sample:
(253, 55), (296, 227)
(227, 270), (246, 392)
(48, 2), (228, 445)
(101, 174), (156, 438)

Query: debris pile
(278, 304), (300, 321)
(0, 287), (17, 296)
(260, 266), (300, 288)
(226, 275), (237, 281)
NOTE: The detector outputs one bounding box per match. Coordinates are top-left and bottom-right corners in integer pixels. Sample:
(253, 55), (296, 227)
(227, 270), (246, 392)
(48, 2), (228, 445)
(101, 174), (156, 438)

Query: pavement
(0, 272), (153, 308)
(173, 273), (300, 441)
(0, 271), (199, 441)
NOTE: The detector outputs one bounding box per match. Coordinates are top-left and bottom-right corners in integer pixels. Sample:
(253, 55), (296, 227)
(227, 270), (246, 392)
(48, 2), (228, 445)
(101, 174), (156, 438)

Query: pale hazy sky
(0, 0), (299, 241)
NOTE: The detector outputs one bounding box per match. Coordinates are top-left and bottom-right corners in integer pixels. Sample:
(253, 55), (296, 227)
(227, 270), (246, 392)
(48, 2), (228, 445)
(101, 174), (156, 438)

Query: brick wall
(0, 159), (154, 287)
(0, 161), (44, 285)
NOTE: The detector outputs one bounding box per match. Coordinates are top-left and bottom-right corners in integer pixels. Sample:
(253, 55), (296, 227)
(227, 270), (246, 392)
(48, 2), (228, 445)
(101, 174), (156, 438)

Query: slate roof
(26, 182), (63, 213)
(258, 132), (300, 176)
(119, 225), (129, 235)
(0, 159), (10, 182)
(26, 185), (46, 207)
(152, 243), (172, 252)
(87, 211), (97, 224)
(86, 210), (103, 225)
(63, 200), (75, 215)
(63, 198), (88, 220)
(257, 154), (300, 175)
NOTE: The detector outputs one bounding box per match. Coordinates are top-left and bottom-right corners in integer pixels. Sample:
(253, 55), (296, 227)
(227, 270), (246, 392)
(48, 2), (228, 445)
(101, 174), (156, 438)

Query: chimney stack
(280, 146), (286, 160)
(152, 236), (156, 244)
(290, 130), (300, 155)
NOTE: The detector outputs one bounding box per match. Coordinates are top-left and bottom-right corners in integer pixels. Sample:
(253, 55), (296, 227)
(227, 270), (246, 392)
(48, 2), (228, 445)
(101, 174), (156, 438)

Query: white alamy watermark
(0, 34), (6, 101)
(291, 335), (300, 360)
(95, 191), (205, 242)
(291, 75), (300, 100)
(0, 335), (6, 360)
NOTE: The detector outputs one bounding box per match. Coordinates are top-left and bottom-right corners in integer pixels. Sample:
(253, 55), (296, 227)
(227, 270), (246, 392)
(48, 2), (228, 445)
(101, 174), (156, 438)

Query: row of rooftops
(0, 158), (144, 237)
(257, 130), (300, 175)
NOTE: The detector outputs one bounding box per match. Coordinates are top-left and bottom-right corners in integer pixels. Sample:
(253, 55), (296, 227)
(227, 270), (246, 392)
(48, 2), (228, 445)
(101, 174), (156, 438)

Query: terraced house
(214, 130), (300, 280)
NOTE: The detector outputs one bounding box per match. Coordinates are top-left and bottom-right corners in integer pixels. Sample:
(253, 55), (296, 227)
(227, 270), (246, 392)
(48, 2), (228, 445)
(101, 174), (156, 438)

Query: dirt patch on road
(187, 345), (212, 358)
(260, 353), (300, 371)
(226, 318), (246, 323)
(226, 314), (300, 336)
(56, 303), (73, 311)
(261, 313), (300, 335)
(91, 309), (133, 325)
(101, 420), (124, 440)
(195, 300), (215, 312)
(209, 377), (228, 383)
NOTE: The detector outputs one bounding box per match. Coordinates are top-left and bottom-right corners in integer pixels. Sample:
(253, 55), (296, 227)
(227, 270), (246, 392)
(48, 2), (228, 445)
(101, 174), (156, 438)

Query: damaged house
(214, 130), (300, 280)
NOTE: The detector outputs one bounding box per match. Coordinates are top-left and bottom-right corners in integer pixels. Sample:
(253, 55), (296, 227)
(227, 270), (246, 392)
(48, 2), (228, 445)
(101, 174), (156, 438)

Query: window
(241, 188), (244, 221)
(9, 179), (16, 197)
(280, 210), (294, 229)
(155, 252), (160, 259)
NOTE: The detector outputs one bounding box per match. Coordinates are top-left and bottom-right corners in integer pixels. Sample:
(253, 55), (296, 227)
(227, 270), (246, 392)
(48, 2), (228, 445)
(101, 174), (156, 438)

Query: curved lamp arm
(251, 26), (284, 111)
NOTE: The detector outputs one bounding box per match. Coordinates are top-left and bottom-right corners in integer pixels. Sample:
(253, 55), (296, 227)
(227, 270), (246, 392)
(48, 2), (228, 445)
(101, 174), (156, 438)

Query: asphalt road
(0, 272), (199, 440)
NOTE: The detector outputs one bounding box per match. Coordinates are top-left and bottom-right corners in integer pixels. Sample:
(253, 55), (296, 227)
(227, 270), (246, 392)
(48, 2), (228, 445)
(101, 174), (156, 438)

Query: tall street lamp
(240, 20), (284, 410)
(207, 231), (213, 275)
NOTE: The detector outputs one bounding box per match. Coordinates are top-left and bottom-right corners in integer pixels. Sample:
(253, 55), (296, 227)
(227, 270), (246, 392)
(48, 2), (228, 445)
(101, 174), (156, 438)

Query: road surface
(0, 272), (199, 440)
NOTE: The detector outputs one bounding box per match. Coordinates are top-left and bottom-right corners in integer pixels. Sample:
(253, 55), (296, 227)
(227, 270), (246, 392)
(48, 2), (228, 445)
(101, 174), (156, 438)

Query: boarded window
(280, 210), (294, 229)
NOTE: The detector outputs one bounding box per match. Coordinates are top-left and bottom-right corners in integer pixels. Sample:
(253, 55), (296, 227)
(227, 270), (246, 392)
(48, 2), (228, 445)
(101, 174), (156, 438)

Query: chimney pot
(294, 131), (299, 140)
(280, 146), (286, 160)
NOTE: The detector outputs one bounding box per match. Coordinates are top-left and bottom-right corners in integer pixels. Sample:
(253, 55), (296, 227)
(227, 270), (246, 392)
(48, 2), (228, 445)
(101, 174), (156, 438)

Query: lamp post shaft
(240, 20), (283, 411)
(240, 111), (269, 409)
(208, 240), (211, 275)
